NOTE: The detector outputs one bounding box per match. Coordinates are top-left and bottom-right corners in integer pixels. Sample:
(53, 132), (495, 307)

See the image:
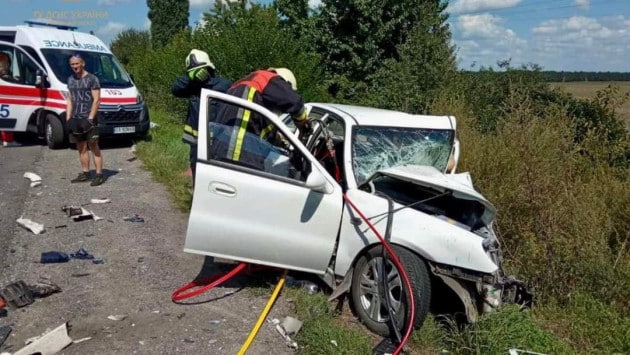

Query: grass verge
(135, 107), (625, 354)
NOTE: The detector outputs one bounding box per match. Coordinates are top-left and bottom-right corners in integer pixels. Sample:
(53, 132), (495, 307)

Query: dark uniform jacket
(171, 75), (231, 145)
(211, 70), (307, 170)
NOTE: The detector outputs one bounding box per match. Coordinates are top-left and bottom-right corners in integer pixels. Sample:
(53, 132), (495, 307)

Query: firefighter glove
(188, 67), (209, 82)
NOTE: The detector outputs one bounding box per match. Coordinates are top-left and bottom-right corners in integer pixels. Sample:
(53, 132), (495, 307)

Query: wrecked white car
(184, 89), (531, 336)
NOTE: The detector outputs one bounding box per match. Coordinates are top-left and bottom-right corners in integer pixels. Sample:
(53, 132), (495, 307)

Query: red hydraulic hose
(343, 194), (415, 355)
(172, 262), (248, 302)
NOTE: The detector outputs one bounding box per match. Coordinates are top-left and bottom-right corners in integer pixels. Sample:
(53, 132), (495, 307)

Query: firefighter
(171, 49), (231, 183)
(210, 68), (310, 171)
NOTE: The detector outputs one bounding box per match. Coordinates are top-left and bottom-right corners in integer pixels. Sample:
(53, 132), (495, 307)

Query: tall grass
(433, 81), (629, 353)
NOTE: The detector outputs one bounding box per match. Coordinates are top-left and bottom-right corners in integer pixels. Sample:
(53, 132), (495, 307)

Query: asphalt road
(0, 137), (294, 354)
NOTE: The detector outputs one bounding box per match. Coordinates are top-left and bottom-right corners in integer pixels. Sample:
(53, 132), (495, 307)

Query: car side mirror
(35, 70), (47, 88)
(305, 169), (333, 194)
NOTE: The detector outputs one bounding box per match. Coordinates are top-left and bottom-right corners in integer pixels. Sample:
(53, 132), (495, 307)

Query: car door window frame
(198, 89), (339, 191)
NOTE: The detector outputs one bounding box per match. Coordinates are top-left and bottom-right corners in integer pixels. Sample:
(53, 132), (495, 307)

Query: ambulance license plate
(114, 126), (135, 134)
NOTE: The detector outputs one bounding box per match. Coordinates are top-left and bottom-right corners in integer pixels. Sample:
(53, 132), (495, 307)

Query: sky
(1, 0), (628, 72)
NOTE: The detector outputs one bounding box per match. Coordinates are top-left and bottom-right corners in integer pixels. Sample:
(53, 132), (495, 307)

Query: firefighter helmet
(269, 67), (297, 91)
(186, 49), (215, 71)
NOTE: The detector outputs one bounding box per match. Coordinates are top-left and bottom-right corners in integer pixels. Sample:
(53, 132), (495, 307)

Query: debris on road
(73, 337), (92, 344)
(281, 316), (302, 335)
(269, 318), (298, 349)
(123, 214), (145, 223)
(29, 279), (61, 298)
(0, 325), (11, 347)
(89, 198), (111, 204)
(16, 216), (45, 234)
(13, 322), (73, 355)
(62, 205), (103, 222)
(107, 314), (127, 321)
(0, 281), (34, 308)
(70, 248), (95, 260)
(285, 276), (319, 295)
(23, 172), (42, 187)
(40, 251), (70, 264)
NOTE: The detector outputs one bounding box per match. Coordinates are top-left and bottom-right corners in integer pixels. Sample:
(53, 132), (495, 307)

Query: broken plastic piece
(62, 206), (103, 222)
(281, 316), (303, 335)
(123, 214), (144, 223)
(90, 198), (111, 204)
(70, 248), (95, 260)
(16, 217), (45, 234)
(0, 281), (34, 308)
(24, 172), (42, 187)
(107, 314), (127, 321)
(269, 318), (298, 349)
(40, 251), (70, 264)
(13, 322), (73, 355)
(73, 337), (91, 344)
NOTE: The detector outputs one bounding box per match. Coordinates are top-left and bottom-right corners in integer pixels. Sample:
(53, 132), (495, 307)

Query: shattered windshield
(351, 126), (454, 184)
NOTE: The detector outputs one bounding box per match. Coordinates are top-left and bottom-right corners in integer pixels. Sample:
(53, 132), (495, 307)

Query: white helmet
(269, 67), (297, 90)
(186, 49), (215, 71)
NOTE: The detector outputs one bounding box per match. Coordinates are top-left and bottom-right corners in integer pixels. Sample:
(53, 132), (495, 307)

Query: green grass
(136, 107), (627, 355)
(135, 110), (193, 211)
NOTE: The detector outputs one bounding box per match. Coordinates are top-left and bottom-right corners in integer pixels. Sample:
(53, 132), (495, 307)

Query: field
(550, 81), (630, 124)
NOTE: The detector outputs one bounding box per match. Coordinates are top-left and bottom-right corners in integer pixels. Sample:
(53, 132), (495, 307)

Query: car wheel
(351, 245), (431, 336)
(45, 114), (65, 149)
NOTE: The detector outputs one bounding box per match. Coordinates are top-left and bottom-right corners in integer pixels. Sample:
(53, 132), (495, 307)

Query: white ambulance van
(0, 20), (149, 148)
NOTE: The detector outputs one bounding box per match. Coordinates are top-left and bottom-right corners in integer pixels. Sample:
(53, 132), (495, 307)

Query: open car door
(184, 89), (344, 274)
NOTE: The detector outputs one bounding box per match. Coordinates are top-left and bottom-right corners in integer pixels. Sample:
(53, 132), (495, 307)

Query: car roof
(309, 103), (456, 130)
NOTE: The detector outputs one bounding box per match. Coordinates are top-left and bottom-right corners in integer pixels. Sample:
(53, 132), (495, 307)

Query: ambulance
(0, 20), (149, 148)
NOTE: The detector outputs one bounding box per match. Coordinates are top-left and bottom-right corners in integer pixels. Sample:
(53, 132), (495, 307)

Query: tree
(306, 0), (454, 99)
(365, 9), (457, 113)
(110, 29), (151, 66)
(147, 0), (189, 48)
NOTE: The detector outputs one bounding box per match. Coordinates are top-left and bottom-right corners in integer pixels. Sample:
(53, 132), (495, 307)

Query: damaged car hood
(371, 165), (497, 226)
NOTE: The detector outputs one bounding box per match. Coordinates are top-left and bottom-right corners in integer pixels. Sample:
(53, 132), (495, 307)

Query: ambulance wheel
(45, 114), (65, 149)
(350, 245), (431, 337)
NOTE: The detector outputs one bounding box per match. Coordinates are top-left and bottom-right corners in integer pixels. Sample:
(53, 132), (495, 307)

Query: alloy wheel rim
(359, 257), (403, 323)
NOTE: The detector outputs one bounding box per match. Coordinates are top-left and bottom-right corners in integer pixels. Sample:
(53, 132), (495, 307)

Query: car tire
(45, 114), (65, 149)
(351, 245), (431, 336)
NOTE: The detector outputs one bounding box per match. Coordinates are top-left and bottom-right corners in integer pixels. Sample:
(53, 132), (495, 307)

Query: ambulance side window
(14, 51), (40, 86)
(0, 45), (17, 83)
(0, 44), (40, 86)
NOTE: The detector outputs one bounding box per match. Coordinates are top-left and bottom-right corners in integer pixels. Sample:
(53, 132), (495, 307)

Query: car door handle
(209, 182), (236, 197)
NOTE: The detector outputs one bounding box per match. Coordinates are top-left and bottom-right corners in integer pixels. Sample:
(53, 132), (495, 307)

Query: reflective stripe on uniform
(182, 124), (198, 144)
(260, 123), (274, 140)
(228, 87), (257, 161)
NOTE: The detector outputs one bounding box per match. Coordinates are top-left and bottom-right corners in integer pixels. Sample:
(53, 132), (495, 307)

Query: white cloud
(143, 18), (151, 31)
(447, 0), (522, 15)
(453, 13), (527, 69)
(97, 0), (131, 5)
(527, 15), (630, 70)
(574, 0), (590, 10)
(96, 21), (126, 37)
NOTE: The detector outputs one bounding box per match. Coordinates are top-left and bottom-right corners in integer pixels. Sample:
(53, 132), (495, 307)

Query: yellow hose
(237, 269), (288, 355)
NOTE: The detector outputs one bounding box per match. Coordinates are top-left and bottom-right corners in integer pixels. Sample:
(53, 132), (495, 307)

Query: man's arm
(89, 88), (100, 121)
(66, 91), (73, 121)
